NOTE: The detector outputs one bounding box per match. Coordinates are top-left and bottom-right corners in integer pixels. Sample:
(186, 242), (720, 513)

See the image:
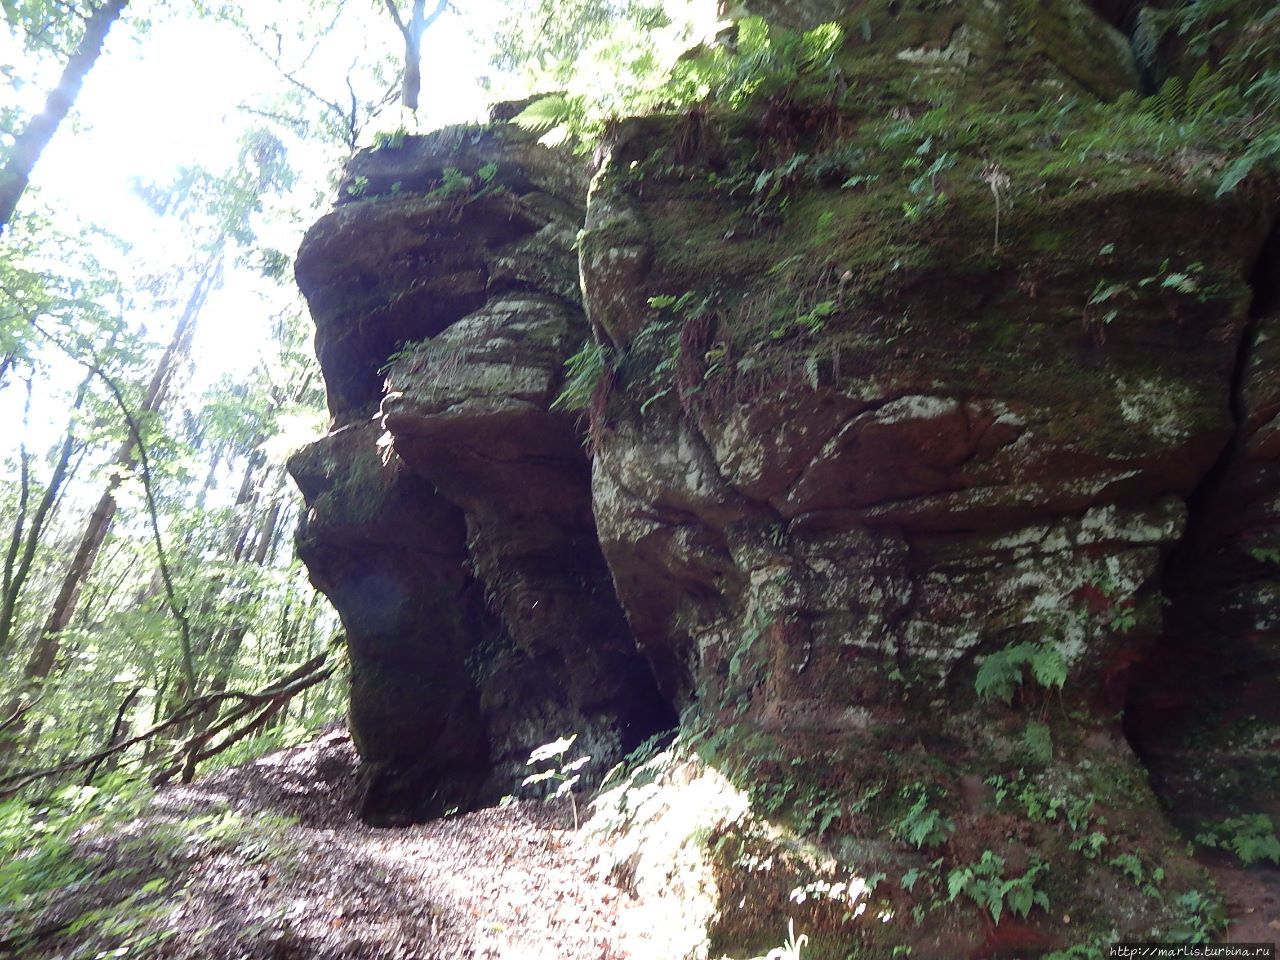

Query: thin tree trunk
(83, 684), (141, 785)
(0, 0), (130, 232)
(381, 0), (447, 114)
(24, 265), (208, 672)
(0, 373), (91, 654)
(0, 257), (216, 768)
(177, 470), (289, 777)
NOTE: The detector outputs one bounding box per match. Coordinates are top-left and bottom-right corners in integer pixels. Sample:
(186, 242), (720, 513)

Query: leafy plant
(430, 166), (470, 198)
(770, 300), (834, 340)
(946, 850), (1049, 924)
(760, 918), (809, 960)
(987, 771), (1097, 833)
(633, 290), (713, 414)
(893, 786), (955, 849)
(1247, 543), (1280, 565)
(974, 641), (1067, 705)
(1085, 277), (1133, 327)
(1168, 888), (1227, 944)
(379, 335), (432, 374)
(1107, 852), (1164, 897)
(1022, 720), (1054, 764)
(1195, 813), (1280, 867)
(506, 17), (846, 149)
(522, 734), (591, 829)
(552, 341), (607, 412)
(371, 127), (409, 151)
(0, 777), (158, 947)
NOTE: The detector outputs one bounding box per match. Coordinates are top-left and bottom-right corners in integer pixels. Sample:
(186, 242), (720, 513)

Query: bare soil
(2, 728), (639, 960)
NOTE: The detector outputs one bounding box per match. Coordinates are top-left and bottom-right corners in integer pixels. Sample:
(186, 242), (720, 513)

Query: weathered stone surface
(289, 120), (674, 823)
(288, 421), (489, 823)
(1128, 231), (1280, 829)
(571, 2), (1277, 950)
(287, 1), (1280, 954)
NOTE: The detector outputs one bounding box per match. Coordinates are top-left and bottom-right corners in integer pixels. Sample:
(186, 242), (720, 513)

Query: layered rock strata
(289, 0), (1279, 952)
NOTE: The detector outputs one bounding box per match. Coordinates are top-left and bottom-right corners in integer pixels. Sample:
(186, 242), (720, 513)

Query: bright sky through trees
(7, 0), (496, 387)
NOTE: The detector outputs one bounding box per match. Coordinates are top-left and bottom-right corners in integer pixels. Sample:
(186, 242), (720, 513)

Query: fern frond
(1185, 63), (1218, 118)
(1150, 75), (1185, 122)
(798, 22), (843, 71)
(511, 94), (572, 133)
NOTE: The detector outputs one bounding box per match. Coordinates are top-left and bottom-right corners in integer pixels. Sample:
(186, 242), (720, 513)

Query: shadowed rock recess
(289, 1), (1279, 954)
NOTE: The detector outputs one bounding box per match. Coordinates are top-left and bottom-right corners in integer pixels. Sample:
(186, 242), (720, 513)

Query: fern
(946, 851), (1050, 924)
(552, 341), (607, 411)
(1150, 75), (1185, 122)
(511, 94), (571, 131)
(1023, 721), (1054, 764)
(975, 641), (1067, 705)
(1217, 128), (1280, 196)
(975, 647), (1024, 704)
(1185, 63), (1217, 117)
(797, 21), (843, 71)
(893, 789), (955, 849)
(1028, 645), (1067, 690)
(1197, 814), (1280, 867)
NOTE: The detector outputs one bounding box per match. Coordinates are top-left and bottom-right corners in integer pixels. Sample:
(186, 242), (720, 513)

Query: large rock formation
(290, 125), (675, 824)
(288, 0), (1279, 953)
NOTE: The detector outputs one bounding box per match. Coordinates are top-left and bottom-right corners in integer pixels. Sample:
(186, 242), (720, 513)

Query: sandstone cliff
(288, 1), (1279, 954)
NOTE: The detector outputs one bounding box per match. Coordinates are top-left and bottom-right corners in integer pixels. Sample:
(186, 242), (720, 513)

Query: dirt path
(5, 728), (640, 960)
(5, 729), (1277, 959)
(1204, 858), (1280, 943)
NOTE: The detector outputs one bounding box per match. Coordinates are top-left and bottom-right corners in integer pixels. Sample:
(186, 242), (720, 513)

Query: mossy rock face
(287, 5), (1280, 954)
(576, 0), (1278, 951)
(289, 116), (676, 826)
(296, 120), (591, 424)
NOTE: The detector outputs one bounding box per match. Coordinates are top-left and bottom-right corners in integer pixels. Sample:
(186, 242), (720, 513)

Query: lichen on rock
(287, 0), (1280, 953)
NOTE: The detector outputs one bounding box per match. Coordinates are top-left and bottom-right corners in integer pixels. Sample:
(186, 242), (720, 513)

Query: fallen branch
(157, 662), (334, 785)
(0, 653), (330, 797)
(84, 685), (143, 786)
(0, 695), (40, 736)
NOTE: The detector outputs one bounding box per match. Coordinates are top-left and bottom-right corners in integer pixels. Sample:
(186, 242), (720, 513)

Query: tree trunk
(382, 0), (447, 114)
(23, 259), (211, 674)
(0, 373), (92, 654)
(402, 0), (425, 113)
(0, 256), (216, 769)
(0, 0), (130, 233)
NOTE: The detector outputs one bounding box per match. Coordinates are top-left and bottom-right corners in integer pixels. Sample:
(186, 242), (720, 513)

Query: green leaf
(975, 648), (1022, 704)
(511, 95), (571, 133)
(527, 734), (576, 764)
(1007, 883), (1033, 918)
(1029, 645), (1068, 691)
(1023, 721), (1053, 763)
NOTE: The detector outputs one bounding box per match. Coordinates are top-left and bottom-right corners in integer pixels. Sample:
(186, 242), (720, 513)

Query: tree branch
(0, 696), (40, 737)
(0, 653), (331, 796)
(380, 0), (408, 35)
(83, 684), (142, 786)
